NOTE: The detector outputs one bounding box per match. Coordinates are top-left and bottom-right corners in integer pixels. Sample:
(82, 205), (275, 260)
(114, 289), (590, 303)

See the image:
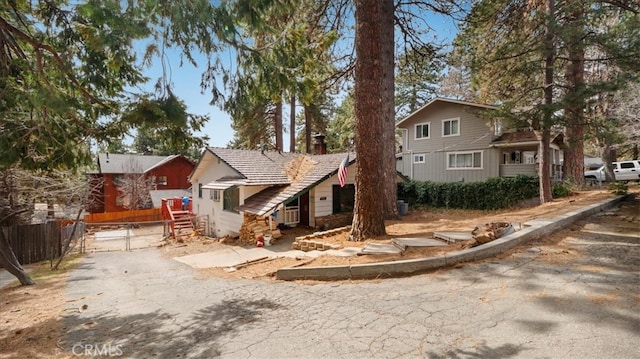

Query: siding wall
(499, 164), (537, 177)
(398, 102), (498, 182)
(191, 152), (243, 237)
(402, 149), (501, 182)
(148, 157), (193, 190)
(313, 164), (357, 217)
(103, 174), (118, 212)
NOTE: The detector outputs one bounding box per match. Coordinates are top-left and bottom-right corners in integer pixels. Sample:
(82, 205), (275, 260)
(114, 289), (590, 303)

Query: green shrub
(398, 175), (540, 210)
(608, 182), (628, 195)
(552, 182), (572, 198)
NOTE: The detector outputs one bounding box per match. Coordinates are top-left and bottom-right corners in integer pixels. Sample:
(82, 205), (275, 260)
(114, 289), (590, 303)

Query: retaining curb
(276, 195), (626, 281)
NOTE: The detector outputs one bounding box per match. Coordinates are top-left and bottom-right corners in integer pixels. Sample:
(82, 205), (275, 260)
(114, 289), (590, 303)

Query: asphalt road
(63, 198), (639, 359)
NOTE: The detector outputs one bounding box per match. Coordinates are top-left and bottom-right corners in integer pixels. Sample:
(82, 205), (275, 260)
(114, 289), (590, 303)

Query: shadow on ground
(426, 342), (528, 358)
(62, 298), (281, 358)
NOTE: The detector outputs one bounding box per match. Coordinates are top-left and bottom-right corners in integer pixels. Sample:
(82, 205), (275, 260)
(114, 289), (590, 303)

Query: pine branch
(0, 15), (108, 107)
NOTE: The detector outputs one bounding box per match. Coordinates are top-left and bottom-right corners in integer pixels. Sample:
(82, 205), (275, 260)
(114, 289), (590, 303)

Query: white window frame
(414, 122), (431, 140)
(493, 119), (503, 135)
(223, 187), (239, 213)
(413, 154), (425, 164)
(523, 151), (536, 165)
(156, 175), (168, 186)
(447, 151), (483, 170)
(442, 118), (460, 137)
(210, 189), (220, 202)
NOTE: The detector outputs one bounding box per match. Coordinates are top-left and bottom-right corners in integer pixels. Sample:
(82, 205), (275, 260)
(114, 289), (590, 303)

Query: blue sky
(136, 11), (459, 151)
(137, 49), (235, 148)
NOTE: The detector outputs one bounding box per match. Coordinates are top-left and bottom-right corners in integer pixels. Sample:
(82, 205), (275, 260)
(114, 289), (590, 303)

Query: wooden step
(174, 225), (193, 230)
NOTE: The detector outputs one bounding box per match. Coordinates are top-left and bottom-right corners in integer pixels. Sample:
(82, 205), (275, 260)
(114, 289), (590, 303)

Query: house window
(223, 187), (239, 213)
(523, 151), (536, 164)
(413, 154), (425, 164)
(157, 176), (168, 186)
(447, 151), (483, 169)
(211, 190), (220, 202)
(332, 184), (355, 214)
(415, 122), (430, 139)
(284, 197), (300, 224)
(442, 118), (460, 137)
(503, 151), (521, 164)
(198, 183), (203, 198)
(493, 119), (503, 135)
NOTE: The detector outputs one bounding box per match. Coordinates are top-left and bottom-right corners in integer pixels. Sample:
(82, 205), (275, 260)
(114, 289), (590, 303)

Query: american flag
(338, 154), (349, 187)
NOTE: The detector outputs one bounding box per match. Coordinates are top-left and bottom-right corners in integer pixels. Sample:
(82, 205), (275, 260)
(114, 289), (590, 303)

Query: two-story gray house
(396, 98), (563, 182)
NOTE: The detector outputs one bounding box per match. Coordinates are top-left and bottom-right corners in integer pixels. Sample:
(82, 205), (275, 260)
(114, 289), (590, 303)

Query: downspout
(403, 128), (413, 180)
(410, 150), (414, 180)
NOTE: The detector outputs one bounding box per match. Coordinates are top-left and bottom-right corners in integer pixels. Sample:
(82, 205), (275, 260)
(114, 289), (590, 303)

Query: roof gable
(396, 97), (497, 127)
(97, 153), (186, 174)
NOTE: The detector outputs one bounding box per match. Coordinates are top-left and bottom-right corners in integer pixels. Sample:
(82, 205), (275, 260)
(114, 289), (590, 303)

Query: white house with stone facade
(189, 144), (358, 238)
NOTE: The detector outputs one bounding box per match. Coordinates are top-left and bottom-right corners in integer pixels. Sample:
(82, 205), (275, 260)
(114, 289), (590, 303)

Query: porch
(499, 163), (537, 177)
(497, 146), (563, 182)
(499, 163), (563, 182)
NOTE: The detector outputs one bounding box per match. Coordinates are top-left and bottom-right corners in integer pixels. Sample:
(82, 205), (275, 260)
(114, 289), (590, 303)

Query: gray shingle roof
(207, 147), (299, 185)
(97, 153), (180, 174)
(491, 130), (564, 146)
(238, 152), (356, 216)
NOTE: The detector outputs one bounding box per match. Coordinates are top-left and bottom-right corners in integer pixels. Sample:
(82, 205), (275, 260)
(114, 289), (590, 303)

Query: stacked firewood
(291, 226), (349, 251)
(239, 213), (282, 244)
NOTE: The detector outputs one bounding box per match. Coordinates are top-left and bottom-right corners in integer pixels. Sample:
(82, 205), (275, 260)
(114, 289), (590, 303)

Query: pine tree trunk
(601, 145), (616, 182)
(540, 0), (555, 204)
(304, 105), (313, 154)
(0, 228), (35, 286)
(539, 129), (553, 203)
(563, 125), (585, 185)
(275, 100), (283, 152)
(350, 0), (390, 240)
(290, 95), (296, 153)
(563, 2), (586, 186)
(380, 0), (398, 219)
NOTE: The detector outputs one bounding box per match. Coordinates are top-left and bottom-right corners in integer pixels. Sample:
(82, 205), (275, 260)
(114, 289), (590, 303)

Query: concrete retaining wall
(276, 195), (625, 281)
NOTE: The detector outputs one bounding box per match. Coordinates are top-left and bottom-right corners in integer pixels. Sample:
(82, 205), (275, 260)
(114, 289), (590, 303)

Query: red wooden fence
(84, 208), (162, 224)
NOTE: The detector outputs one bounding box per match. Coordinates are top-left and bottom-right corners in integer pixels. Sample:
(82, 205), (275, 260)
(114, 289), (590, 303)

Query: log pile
(239, 213), (282, 244)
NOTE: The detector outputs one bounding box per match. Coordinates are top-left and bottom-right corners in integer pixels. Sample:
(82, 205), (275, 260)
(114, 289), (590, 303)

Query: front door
(299, 192), (310, 227)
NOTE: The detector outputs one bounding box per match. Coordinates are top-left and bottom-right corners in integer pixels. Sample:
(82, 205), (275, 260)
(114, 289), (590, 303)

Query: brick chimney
(313, 134), (327, 155)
